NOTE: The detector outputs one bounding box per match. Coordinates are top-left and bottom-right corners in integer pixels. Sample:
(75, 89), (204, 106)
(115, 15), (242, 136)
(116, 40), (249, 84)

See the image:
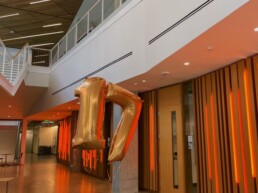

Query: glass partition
(58, 37), (66, 59)
(89, 1), (102, 33)
(172, 111), (179, 188)
(77, 14), (88, 42)
(104, 0), (120, 19)
(67, 28), (77, 52)
(49, 0), (131, 66)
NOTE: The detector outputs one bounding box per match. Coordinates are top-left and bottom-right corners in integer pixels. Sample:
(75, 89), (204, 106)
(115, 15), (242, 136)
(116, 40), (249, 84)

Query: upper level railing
(0, 39), (30, 85)
(48, 0), (128, 67)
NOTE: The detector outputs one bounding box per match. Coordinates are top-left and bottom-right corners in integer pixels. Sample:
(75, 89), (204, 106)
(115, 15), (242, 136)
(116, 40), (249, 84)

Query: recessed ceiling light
(57, 113), (60, 115)
(161, 71), (170, 76)
(2, 31), (64, 42)
(77, 102), (80, 104)
(142, 80), (147, 83)
(184, 62), (190, 66)
(43, 23), (62, 28)
(30, 0), (50, 4)
(8, 105), (12, 108)
(134, 83), (138, 86)
(7, 116), (11, 118)
(30, 43), (54, 47)
(0, 13), (19, 19)
(9, 30), (15, 34)
(68, 107), (71, 110)
(254, 27), (258, 32)
(207, 46), (213, 51)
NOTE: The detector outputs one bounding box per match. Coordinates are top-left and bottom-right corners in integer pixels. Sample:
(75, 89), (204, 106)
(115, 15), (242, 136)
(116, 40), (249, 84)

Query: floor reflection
(0, 154), (111, 193)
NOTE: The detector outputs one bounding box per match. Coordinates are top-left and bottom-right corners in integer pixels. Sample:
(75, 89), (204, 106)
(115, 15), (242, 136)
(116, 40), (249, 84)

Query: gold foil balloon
(72, 77), (142, 162)
(72, 77), (106, 149)
(106, 82), (142, 161)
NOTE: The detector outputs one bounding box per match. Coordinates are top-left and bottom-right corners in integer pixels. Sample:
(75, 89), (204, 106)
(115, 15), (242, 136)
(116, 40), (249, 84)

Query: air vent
(149, 0), (213, 45)
(53, 52), (133, 95)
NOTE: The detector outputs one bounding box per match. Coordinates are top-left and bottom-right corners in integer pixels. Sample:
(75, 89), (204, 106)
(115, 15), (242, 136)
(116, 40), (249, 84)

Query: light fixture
(161, 71), (170, 77)
(77, 102), (80, 104)
(207, 46), (213, 51)
(35, 54), (49, 57)
(43, 23), (62, 28)
(254, 27), (258, 32)
(0, 13), (19, 19)
(133, 82), (138, 86)
(30, 43), (54, 47)
(8, 105), (12, 108)
(30, 0), (50, 4)
(184, 62), (190, 66)
(2, 31), (64, 42)
(142, 80), (147, 83)
(7, 116), (11, 118)
(33, 61), (45, 64)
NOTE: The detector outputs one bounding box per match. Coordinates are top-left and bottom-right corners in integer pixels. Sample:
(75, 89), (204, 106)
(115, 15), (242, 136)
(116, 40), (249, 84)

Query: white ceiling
(1, 0), (258, 122)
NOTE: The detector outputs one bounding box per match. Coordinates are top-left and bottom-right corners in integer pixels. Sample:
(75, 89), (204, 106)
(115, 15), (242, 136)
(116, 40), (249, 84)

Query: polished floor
(0, 154), (112, 193)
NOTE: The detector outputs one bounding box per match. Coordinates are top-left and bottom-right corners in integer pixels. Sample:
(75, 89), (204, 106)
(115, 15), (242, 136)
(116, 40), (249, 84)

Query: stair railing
(0, 39), (30, 86)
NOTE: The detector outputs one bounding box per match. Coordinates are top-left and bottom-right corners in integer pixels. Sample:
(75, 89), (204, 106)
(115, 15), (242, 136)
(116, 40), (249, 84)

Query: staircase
(0, 39), (30, 95)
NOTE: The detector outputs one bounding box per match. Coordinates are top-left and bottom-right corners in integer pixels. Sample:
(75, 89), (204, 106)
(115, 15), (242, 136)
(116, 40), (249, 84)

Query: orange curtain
(58, 117), (72, 162)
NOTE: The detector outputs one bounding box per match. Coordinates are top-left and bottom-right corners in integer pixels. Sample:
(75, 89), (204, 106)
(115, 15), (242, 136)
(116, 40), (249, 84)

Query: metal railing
(50, 0), (128, 67)
(0, 39), (30, 85)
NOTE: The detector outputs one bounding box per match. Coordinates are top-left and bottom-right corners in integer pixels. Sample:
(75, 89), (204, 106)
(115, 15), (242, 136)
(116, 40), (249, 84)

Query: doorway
(158, 83), (197, 193)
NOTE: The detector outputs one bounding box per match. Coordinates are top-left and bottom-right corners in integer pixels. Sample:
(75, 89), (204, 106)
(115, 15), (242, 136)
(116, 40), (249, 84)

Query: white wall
(33, 129), (39, 154)
(30, 0), (248, 113)
(26, 130), (33, 153)
(0, 126), (17, 162)
(39, 126), (58, 147)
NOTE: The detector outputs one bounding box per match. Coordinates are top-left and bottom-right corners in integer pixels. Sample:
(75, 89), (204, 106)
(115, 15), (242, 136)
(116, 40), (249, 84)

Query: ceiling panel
(0, 0), (83, 49)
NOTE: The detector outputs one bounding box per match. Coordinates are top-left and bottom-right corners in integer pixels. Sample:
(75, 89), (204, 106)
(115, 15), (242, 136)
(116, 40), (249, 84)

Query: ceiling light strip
(43, 23), (62, 28)
(30, 0), (50, 5)
(2, 31), (64, 42)
(0, 13), (19, 19)
(30, 43), (54, 47)
(33, 61), (46, 64)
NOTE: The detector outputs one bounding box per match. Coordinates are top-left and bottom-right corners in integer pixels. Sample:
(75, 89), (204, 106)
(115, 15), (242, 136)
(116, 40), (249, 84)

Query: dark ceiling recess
(0, 0), (84, 49)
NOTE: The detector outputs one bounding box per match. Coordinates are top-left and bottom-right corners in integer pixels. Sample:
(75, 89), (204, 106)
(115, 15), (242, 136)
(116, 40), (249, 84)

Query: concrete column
(70, 111), (82, 172)
(112, 104), (138, 193)
(20, 119), (27, 165)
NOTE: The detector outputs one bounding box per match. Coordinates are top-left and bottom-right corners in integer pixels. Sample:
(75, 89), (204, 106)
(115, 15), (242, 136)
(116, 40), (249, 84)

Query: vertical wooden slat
(237, 60), (255, 193)
(139, 91), (159, 192)
(251, 55), (258, 192)
(205, 74), (216, 193)
(194, 79), (203, 193)
(201, 76), (210, 193)
(215, 71), (226, 193)
(231, 63), (245, 193)
(220, 69), (234, 193)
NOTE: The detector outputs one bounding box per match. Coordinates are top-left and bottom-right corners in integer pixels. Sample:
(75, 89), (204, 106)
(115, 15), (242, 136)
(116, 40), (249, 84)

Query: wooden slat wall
(194, 54), (258, 193)
(139, 90), (159, 192)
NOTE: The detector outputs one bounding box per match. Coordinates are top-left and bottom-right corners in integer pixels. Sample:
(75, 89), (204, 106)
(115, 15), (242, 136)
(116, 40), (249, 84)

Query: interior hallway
(0, 154), (112, 193)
